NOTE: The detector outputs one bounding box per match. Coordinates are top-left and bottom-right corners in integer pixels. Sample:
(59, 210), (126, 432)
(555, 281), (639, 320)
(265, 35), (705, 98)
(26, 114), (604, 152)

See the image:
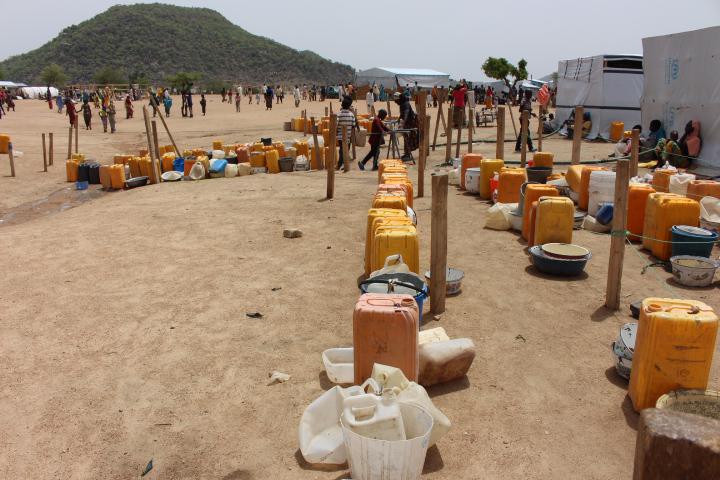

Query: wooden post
(149, 95), (180, 155)
(7, 142), (16, 177)
(310, 117), (323, 170)
(67, 126), (73, 160)
(430, 173), (448, 314)
(417, 91), (427, 198)
(496, 106), (505, 160)
(303, 110), (308, 137)
(327, 114), (337, 198)
(508, 103), (518, 138)
(42, 133), (48, 172)
(520, 110), (529, 168)
(445, 106), (453, 163)
(151, 121), (162, 180)
(74, 121), (78, 154)
(329, 102), (333, 115)
(630, 128), (640, 178)
(537, 104), (544, 152)
(467, 105), (474, 153)
(351, 108), (357, 160)
(49, 133), (54, 166)
(142, 106), (159, 184)
(432, 98), (446, 151)
(341, 124), (350, 172)
(571, 105), (584, 165)
(454, 107), (462, 159)
(605, 158), (630, 310)
(386, 100), (391, 118)
(324, 106), (328, 116)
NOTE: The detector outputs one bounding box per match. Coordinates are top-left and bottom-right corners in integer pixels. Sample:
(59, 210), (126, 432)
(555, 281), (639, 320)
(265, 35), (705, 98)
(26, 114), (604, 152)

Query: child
(336, 96), (356, 170)
(163, 95), (172, 117)
(200, 94), (207, 116)
(235, 92), (241, 112)
(656, 130), (682, 167)
(108, 101), (117, 133)
(82, 102), (92, 130)
(359, 109), (390, 171)
(99, 107), (108, 133)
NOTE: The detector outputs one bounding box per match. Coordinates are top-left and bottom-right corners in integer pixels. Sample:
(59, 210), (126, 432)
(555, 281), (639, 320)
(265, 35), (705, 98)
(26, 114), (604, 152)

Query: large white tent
(642, 26), (720, 170)
(355, 67), (450, 89)
(555, 54), (643, 139)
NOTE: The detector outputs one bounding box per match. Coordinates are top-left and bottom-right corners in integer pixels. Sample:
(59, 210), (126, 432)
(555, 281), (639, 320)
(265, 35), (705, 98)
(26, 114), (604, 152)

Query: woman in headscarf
(125, 94), (134, 119)
(65, 96), (77, 127)
(81, 101), (92, 130)
(679, 120), (701, 161)
(394, 92), (419, 160)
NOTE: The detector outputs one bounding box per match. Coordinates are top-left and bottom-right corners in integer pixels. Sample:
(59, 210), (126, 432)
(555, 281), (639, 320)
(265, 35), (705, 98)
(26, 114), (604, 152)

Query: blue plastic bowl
(529, 245), (591, 276)
(75, 180), (89, 190)
(671, 225), (718, 258)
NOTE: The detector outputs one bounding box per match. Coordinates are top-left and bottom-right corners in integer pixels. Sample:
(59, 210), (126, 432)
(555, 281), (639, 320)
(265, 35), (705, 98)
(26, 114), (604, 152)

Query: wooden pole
(520, 110), (529, 168)
(571, 105), (584, 165)
(341, 125), (350, 172)
(537, 104), (543, 152)
(327, 114), (337, 198)
(417, 91), (427, 198)
(605, 158), (630, 310)
(444, 106), (453, 163)
(67, 126), (73, 160)
(74, 121), (78, 154)
(303, 110), (308, 137)
(329, 102), (333, 115)
(496, 106), (505, 160)
(7, 142), (16, 177)
(432, 98), (446, 151)
(430, 173), (448, 314)
(42, 133), (48, 172)
(149, 95), (180, 155)
(310, 117), (323, 170)
(629, 128), (640, 179)
(49, 133), (54, 166)
(151, 120), (162, 180)
(142, 106), (158, 184)
(467, 105), (474, 153)
(454, 106), (462, 159)
(386, 100), (392, 118)
(508, 103), (518, 138)
(351, 108), (357, 160)
(324, 106), (328, 116)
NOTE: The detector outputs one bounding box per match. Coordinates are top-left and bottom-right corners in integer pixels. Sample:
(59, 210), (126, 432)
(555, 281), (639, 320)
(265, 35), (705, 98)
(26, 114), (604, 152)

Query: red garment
(452, 86), (467, 107)
(369, 117), (389, 146)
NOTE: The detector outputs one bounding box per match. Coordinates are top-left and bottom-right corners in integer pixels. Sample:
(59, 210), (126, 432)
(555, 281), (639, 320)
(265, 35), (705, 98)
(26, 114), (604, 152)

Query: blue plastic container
(671, 225), (718, 258)
(76, 180), (89, 190)
(173, 157), (185, 173)
(596, 203), (614, 225)
(210, 158), (228, 174)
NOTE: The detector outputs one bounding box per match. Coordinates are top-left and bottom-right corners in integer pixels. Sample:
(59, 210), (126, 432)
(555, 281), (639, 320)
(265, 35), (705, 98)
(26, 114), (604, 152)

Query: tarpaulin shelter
(555, 54), (643, 139)
(642, 26), (720, 169)
(355, 67), (450, 89)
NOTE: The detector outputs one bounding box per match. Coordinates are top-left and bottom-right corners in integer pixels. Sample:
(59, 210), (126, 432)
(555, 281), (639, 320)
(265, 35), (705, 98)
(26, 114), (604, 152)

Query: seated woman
(677, 120), (701, 168)
(639, 119), (666, 160)
(566, 112), (592, 138)
(612, 124), (642, 158)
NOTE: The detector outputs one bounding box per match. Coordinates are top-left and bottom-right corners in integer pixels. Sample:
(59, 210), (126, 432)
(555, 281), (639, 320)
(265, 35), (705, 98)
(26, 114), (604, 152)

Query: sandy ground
(0, 98), (718, 479)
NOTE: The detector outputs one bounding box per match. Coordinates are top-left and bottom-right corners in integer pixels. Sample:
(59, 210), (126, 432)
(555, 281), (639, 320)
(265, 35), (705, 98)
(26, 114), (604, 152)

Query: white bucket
(465, 167), (481, 194)
(341, 403), (433, 480)
(447, 168), (460, 186)
(322, 347), (354, 384)
(669, 173), (696, 195)
(588, 170), (615, 216)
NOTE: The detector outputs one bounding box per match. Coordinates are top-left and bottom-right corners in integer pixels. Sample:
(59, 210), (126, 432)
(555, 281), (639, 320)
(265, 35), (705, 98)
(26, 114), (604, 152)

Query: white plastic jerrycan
(342, 390), (406, 441)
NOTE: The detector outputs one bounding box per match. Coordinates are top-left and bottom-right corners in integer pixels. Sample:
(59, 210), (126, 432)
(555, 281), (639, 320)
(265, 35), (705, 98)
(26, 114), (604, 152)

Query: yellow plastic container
(293, 118), (305, 132)
(496, 167), (526, 203)
(642, 193), (700, 260)
(71, 153), (86, 162)
(532, 196), (574, 247)
(99, 165), (112, 189)
(461, 153), (483, 190)
(0, 134), (9, 154)
(479, 159), (505, 199)
(249, 152), (266, 168)
(382, 178), (414, 209)
(627, 184), (656, 242)
(110, 164), (126, 189)
(294, 142), (310, 157)
(371, 225), (419, 274)
(372, 193), (407, 211)
(652, 169), (677, 193)
(266, 149), (280, 174)
(378, 159), (404, 181)
(66, 160), (79, 182)
(609, 122), (624, 142)
(522, 184), (559, 240)
(368, 217), (414, 274)
(251, 142), (264, 153)
(310, 144), (324, 170)
(565, 165), (584, 193)
(629, 298), (718, 411)
(161, 153), (175, 173)
(532, 152), (554, 168)
(113, 154), (131, 165)
(365, 208), (409, 275)
(128, 157), (141, 178)
(212, 140), (223, 150)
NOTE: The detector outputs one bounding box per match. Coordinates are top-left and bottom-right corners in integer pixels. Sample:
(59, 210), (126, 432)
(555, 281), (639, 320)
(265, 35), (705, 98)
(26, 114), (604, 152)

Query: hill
(0, 3), (354, 86)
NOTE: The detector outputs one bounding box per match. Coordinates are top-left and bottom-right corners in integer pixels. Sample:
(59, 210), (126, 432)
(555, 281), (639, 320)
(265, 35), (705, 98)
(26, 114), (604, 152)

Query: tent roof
(0, 81), (18, 87)
(363, 67), (449, 77)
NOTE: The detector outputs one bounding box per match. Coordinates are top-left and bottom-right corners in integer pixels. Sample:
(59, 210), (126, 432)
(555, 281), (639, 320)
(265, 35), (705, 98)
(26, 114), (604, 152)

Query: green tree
(166, 72), (202, 90)
(482, 57), (528, 90)
(93, 66), (125, 85)
(0, 65), (6, 80)
(128, 70), (149, 86)
(40, 63), (67, 87)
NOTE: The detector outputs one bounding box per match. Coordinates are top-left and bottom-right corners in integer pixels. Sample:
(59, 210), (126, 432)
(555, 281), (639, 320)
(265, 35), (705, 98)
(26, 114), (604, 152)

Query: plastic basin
(322, 347), (354, 384)
(671, 225), (718, 258)
(526, 167), (552, 184)
(670, 255), (719, 287)
(529, 245), (591, 276)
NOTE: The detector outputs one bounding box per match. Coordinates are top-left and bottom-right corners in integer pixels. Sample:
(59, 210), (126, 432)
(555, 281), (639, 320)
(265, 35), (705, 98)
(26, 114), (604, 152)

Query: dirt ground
(0, 98), (718, 479)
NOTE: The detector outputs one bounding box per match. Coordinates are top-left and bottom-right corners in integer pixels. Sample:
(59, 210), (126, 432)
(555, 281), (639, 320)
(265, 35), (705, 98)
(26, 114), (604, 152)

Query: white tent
(642, 26), (720, 169)
(356, 67), (450, 89)
(555, 54), (643, 139)
(19, 86), (59, 99)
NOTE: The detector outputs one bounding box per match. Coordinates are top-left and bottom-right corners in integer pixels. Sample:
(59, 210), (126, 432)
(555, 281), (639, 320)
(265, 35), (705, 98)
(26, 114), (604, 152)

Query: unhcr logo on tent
(665, 57), (680, 85)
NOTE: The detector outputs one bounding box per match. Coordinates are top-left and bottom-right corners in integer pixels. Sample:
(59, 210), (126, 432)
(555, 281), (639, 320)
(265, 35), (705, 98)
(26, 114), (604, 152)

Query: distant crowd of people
(0, 88), (17, 120)
(611, 119), (702, 169)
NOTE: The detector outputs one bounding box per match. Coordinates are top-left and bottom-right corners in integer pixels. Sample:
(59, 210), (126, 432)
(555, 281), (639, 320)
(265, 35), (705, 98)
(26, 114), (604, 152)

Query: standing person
(66, 96), (77, 127)
(180, 90), (187, 117)
(81, 101), (92, 130)
(255, 89), (260, 105)
(99, 107), (108, 132)
(265, 85), (274, 110)
(320, 85), (326, 102)
(235, 91), (241, 112)
(514, 89), (536, 152)
(186, 90), (194, 118)
(451, 80), (468, 129)
(293, 85), (301, 107)
(336, 96), (357, 170)
(200, 93), (207, 115)
(163, 94), (172, 117)
(302, 84), (308, 100)
(228, 88), (233, 105)
(108, 101), (117, 133)
(431, 85), (438, 107)
(248, 86), (253, 104)
(394, 92), (419, 160)
(125, 94), (134, 119)
(366, 88), (374, 115)
(373, 83), (380, 102)
(46, 86), (53, 110)
(278, 85), (284, 104)
(358, 108), (390, 171)
(221, 87), (227, 103)
(56, 93), (64, 113)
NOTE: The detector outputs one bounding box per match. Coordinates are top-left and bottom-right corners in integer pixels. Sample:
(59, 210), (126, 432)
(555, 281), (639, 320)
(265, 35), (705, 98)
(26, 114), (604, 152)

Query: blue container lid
(672, 225), (717, 238)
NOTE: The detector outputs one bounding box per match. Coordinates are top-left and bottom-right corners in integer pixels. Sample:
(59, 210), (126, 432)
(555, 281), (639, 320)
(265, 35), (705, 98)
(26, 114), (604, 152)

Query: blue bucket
(596, 203), (614, 225)
(173, 157), (185, 173)
(671, 225), (718, 258)
(75, 180), (88, 190)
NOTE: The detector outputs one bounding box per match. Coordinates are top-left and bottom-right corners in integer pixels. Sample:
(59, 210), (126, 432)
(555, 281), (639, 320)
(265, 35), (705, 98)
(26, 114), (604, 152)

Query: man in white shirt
(366, 90), (374, 115)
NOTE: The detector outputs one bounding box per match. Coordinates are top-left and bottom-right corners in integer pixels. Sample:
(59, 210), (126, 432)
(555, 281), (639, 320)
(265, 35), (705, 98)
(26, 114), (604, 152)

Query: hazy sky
(3, 0), (719, 80)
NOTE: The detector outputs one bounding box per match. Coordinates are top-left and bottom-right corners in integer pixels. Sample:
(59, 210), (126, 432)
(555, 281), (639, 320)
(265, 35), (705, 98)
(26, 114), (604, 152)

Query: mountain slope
(0, 3), (354, 85)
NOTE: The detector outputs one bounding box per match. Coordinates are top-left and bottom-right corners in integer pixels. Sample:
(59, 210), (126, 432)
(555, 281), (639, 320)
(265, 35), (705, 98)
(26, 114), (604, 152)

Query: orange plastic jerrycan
(378, 159), (403, 181)
(365, 208), (408, 275)
(99, 165), (112, 189)
(460, 153), (483, 190)
(110, 164), (126, 189)
(522, 184), (558, 240)
(353, 293), (419, 384)
(372, 193), (407, 211)
(627, 184), (656, 241)
(652, 169), (677, 193)
(686, 180), (720, 201)
(642, 193), (699, 260)
(266, 150), (280, 174)
(533, 196), (574, 246)
(66, 160), (79, 182)
(532, 151), (554, 168)
(496, 168), (526, 203)
(371, 225), (419, 274)
(629, 298), (718, 411)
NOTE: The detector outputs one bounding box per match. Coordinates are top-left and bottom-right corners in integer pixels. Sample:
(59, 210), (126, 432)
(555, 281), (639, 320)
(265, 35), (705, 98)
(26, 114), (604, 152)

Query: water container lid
(673, 225), (714, 237)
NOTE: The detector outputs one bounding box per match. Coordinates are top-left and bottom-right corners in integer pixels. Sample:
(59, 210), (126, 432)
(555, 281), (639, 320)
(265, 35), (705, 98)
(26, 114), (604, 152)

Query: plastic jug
(532, 151), (554, 168)
(99, 165), (112, 189)
(309, 145), (324, 170)
(496, 168), (526, 203)
(110, 164), (125, 189)
(465, 168), (481, 194)
(378, 159), (404, 182)
(225, 163), (238, 177)
(371, 225), (419, 274)
(266, 150), (280, 174)
(294, 141), (310, 157)
(237, 162), (251, 176)
(365, 208), (409, 275)
(668, 173), (696, 196)
(686, 180), (720, 201)
(609, 121), (624, 142)
(642, 193), (700, 260)
(189, 161), (205, 180)
(652, 168), (677, 193)
(0, 134), (9, 154)
(565, 164), (584, 193)
(533, 196), (574, 246)
(578, 166), (608, 211)
(627, 184), (656, 241)
(249, 152), (266, 168)
(629, 298), (718, 411)
(460, 153), (483, 190)
(372, 193), (407, 211)
(353, 294), (419, 383)
(522, 184), (559, 240)
(341, 391), (406, 441)
(66, 160), (79, 182)
(588, 170), (616, 216)
(479, 158), (504, 199)
(212, 140), (223, 150)
(161, 153), (175, 173)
